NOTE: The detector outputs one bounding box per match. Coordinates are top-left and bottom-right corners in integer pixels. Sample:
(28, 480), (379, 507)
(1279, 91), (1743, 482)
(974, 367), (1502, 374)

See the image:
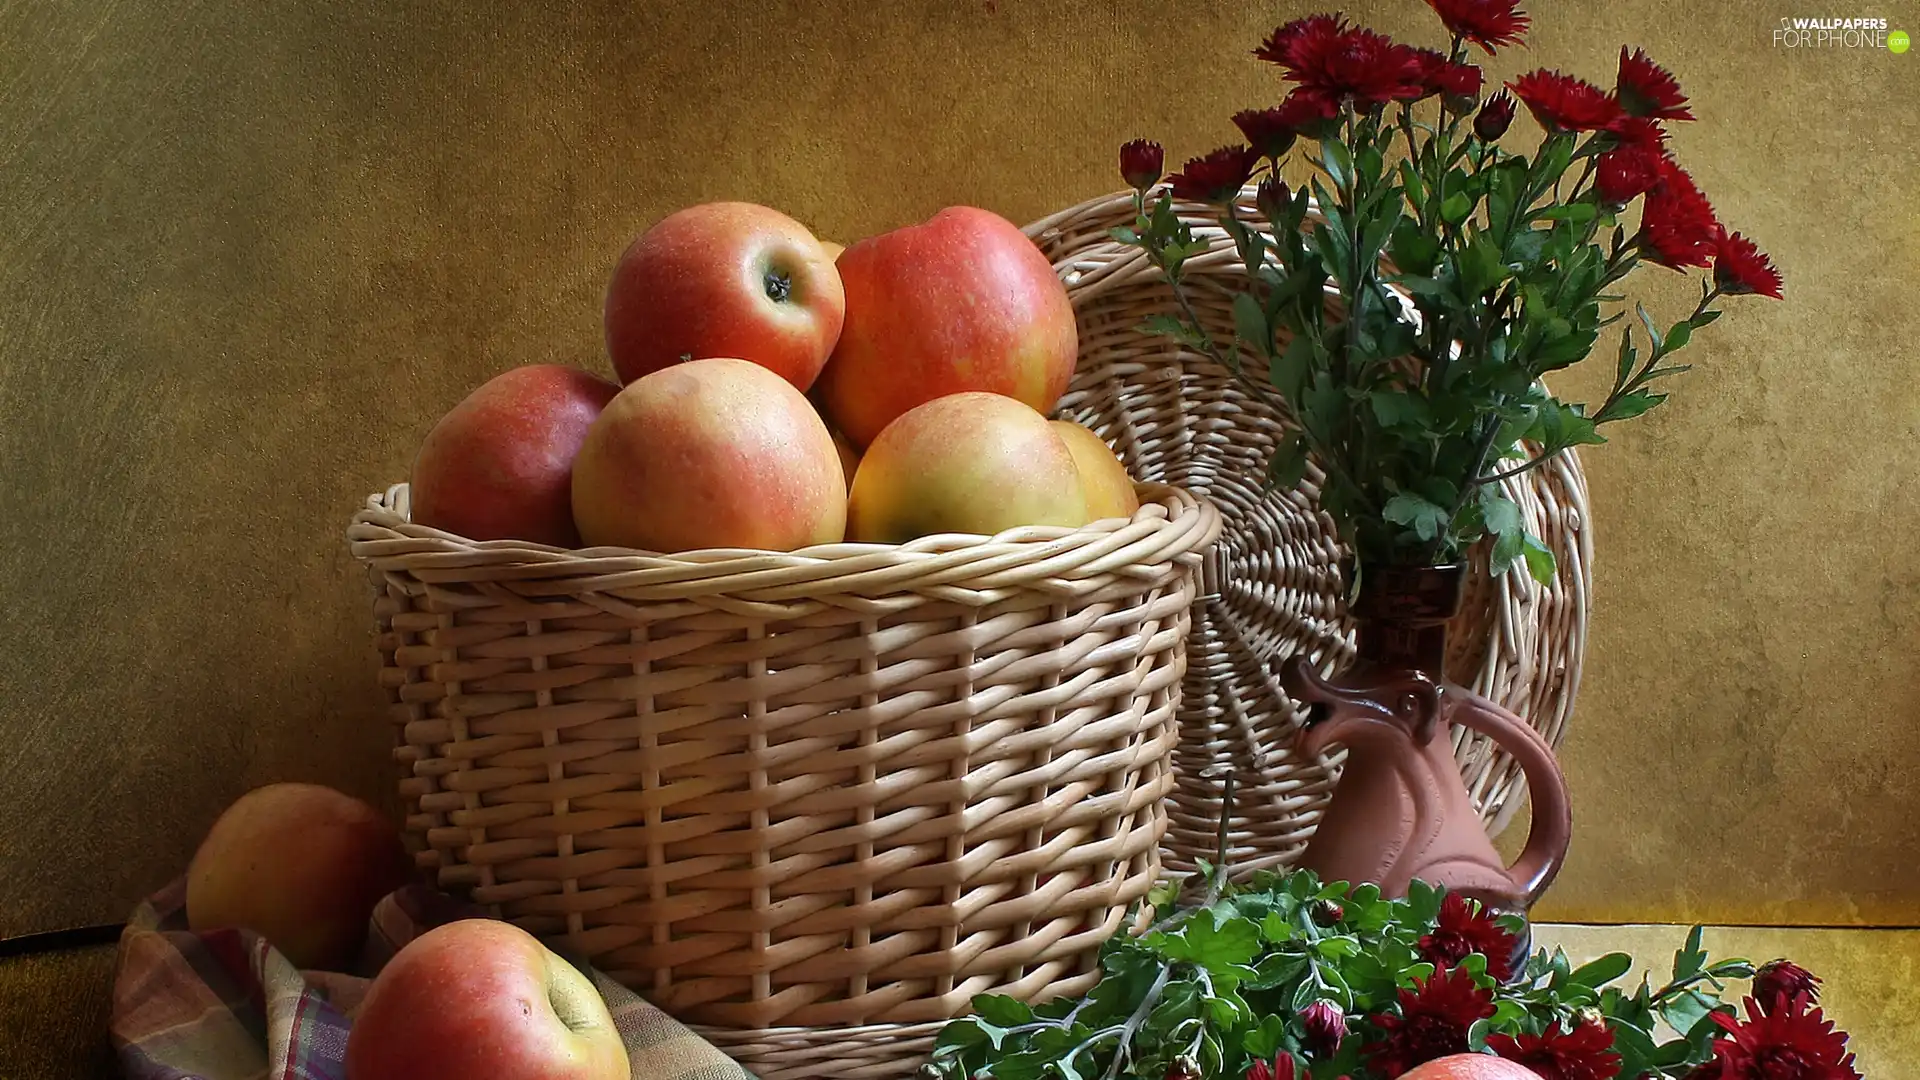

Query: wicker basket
(348, 481), (1220, 1078)
(1023, 187), (1593, 879)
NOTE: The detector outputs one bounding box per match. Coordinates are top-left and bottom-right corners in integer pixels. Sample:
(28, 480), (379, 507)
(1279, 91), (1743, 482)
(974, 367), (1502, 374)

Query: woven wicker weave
(1023, 187), (1593, 880)
(348, 481), (1219, 1075)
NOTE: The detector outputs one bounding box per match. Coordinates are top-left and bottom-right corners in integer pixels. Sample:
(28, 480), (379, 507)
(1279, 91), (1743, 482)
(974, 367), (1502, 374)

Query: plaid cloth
(109, 878), (756, 1080)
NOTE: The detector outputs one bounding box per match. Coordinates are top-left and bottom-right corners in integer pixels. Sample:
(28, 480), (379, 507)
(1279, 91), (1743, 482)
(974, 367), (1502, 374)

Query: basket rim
(349, 480), (1222, 601)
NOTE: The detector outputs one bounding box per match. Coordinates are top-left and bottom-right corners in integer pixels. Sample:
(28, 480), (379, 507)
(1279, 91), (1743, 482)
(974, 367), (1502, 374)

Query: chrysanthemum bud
(1312, 898), (1345, 925)
(1120, 139), (1164, 192)
(1474, 91), (1516, 141)
(1256, 175), (1291, 223)
(1753, 959), (1821, 1013)
(1301, 999), (1348, 1054)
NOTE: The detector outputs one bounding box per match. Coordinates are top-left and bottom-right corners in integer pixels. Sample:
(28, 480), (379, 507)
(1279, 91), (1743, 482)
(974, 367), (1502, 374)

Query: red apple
(571, 357), (846, 553)
(410, 365), (620, 547)
(847, 392), (1088, 543)
(185, 783), (413, 972)
(603, 201), (845, 391)
(813, 205), (1078, 448)
(1402, 1055), (1543, 1079)
(345, 919), (629, 1080)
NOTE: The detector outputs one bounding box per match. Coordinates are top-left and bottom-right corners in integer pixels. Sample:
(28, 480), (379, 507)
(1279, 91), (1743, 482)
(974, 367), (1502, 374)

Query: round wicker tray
(1024, 186), (1593, 880)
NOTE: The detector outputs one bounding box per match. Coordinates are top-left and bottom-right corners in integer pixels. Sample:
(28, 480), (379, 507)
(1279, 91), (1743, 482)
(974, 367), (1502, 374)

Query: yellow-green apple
(185, 783), (412, 972)
(410, 365), (620, 548)
(813, 206), (1078, 448)
(830, 426), (861, 493)
(820, 238), (845, 262)
(1049, 420), (1140, 522)
(847, 392), (1088, 543)
(1401, 1055), (1543, 1080)
(603, 202), (844, 391)
(571, 357), (846, 553)
(344, 919), (629, 1080)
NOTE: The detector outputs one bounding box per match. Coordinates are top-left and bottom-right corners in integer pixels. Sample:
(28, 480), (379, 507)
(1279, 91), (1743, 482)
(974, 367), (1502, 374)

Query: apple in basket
(1049, 420), (1140, 522)
(345, 919), (630, 1080)
(811, 205), (1079, 448)
(571, 356), (847, 552)
(185, 783), (413, 972)
(847, 391), (1088, 543)
(410, 364), (621, 547)
(603, 201), (846, 391)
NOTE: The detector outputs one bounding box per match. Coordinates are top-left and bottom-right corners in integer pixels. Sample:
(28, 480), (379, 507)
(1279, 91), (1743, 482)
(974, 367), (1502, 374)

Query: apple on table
(345, 918), (630, 1080)
(185, 783), (414, 973)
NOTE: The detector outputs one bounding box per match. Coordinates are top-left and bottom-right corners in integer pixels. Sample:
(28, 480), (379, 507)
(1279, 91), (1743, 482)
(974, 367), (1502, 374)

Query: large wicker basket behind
(1024, 187), (1593, 879)
(350, 483), (1220, 1079)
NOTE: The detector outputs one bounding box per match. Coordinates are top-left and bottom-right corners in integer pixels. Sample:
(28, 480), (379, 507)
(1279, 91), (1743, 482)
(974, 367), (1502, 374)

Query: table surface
(7, 925), (1911, 1078)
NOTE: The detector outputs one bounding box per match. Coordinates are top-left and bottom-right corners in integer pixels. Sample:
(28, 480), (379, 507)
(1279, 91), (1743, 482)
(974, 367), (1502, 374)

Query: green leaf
(1661, 988), (1719, 1039)
(1569, 952), (1635, 989)
(1270, 333), (1314, 399)
(1234, 293), (1272, 358)
(1490, 529), (1525, 578)
(1609, 1021), (1662, 1080)
(1478, 489), (1523, 538)
(1458, 232), (1506, 295)
(1673, 926), (1708, 981)
(1536, 200), (1598, 225)
(972, 995), (1035, 1027)
(1369, 389), (1428, 429)
(935, 1017), (990, 1052)
(1389, 220), (1441, 276)
(1183, 915), (1263, 968)
(1598, 388), (1665, 423)
(1383, 492), (1451, 543)
(1522, 533), (1557, 585)
(1614, 328), (1638, 386)
(1440, 191), (1472, 225)
(1266, 435), (1310, 492)
(1664, 319), (1693, 353)
(1108, 225), (1139, 244)
(1139, 313), (1193, 342)
(1243, 1013), (1292, 1060)
(1467, 1017), (1493, 1052)
(1321, 139), (1354, 191)
(1636, 302), (1664, 352)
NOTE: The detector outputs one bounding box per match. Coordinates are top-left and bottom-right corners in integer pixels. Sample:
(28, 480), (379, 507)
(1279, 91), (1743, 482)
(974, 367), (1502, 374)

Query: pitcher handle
(1446, 689), (1573, 907)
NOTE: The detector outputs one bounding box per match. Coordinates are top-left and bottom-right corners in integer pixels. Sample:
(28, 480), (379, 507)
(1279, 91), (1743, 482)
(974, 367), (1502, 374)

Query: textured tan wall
(1, 0), (1914, 938)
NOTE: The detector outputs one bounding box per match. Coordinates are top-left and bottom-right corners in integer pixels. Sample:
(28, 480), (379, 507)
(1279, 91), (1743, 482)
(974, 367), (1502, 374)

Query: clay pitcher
(1278, 564), (1572, 915)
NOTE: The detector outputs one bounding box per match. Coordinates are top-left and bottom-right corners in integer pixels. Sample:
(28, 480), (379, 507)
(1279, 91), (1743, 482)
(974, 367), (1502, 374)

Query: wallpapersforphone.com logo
(1772, 16), (1910, 50)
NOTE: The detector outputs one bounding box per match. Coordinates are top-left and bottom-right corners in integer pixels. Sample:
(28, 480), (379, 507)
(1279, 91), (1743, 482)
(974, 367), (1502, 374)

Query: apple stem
(764, 269), (793, 303)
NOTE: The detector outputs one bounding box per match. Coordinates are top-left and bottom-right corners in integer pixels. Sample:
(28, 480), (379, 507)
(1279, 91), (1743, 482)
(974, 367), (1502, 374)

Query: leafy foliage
(925, 869), (1760, 1080)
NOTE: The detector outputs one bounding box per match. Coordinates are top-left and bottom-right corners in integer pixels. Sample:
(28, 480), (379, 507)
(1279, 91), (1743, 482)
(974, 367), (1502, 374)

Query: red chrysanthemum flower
(1488, 1018), (1623, 1080)
(1233, 108), (1300, 160)
(1258, 16), (1425, 106)
(1418, 893), (1519, 982)
(1409, 48), (1485, 99)
(1714, 230), (1784, 299)
(1596, 143), (1663, 203)
(1119, 139), (1164, 191)
(1274, 88), (1342, 134)
(1607, 115), (1670, 155)
(1362, 966), (1497, 1078)
(1617, 47), (1695, 121)
(1243, 1054), (1300, 1080)
(1424, 0), (1530, 54)
(1638, 157), (1719, 268)
(1255, 14), (1348, 69)
(1169, 145), (1259, 204)
(1709, 994), (1861, 1080)
(1753, 960), (1822, 1012)
(1509, 70), (1623, 132)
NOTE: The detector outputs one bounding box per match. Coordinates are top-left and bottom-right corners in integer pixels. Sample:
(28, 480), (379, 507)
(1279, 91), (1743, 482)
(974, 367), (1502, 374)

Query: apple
(571, 357), (846, 553)
(185, 783), (413, 972)
(847, 391), (1088, 543)
(603, 201), (845, 391)
(813, 206), (1078, 448)
(830, 425), (861, 493)
(1402, 1055), (1543, 1080)
(345, 919), (629, 1080)
(1049, 420), (1140, 522)
(410, 365), (620, 548)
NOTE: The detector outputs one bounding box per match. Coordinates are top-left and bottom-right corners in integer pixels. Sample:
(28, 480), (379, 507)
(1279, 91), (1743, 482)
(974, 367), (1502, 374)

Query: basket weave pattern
(349, 483), (1220, 1038)
(1025, 188), (1593, 879)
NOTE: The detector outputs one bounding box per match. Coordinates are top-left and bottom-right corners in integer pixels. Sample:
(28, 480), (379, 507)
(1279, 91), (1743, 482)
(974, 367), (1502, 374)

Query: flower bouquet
(924, 868), (1858, 1080)
(1111, 0), (1781, 585)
